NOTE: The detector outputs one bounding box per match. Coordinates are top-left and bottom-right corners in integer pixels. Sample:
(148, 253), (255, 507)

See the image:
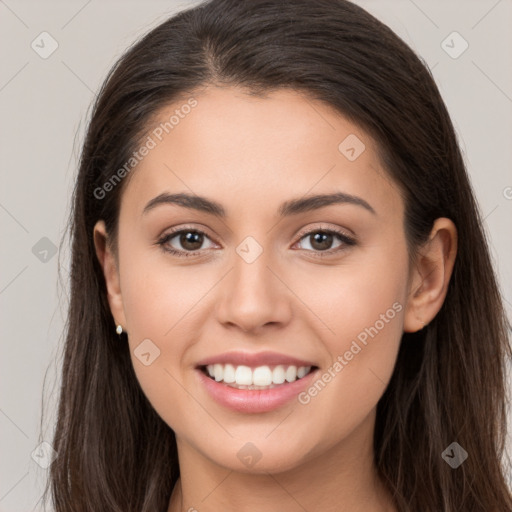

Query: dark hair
(42, 0), (512, 510)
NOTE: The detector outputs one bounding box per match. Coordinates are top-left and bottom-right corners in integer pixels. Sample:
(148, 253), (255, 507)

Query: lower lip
(196, 368), (318, 413)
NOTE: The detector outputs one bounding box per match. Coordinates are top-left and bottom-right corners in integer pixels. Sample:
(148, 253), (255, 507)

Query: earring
(116, 324), (123, 335)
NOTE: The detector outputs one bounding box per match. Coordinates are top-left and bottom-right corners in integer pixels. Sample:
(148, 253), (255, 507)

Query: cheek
(117, 253), (210, 432)
(293, 249), (407, 436)
(294, 238), (407, 353)
(119, 240), (215, 342)
(116, 240), (233, 408)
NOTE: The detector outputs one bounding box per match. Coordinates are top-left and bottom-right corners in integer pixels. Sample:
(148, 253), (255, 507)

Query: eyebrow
(142, 191), (376, 217)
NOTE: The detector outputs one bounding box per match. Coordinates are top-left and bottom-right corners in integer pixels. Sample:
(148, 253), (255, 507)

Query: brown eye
(178, 231), (204, 251)
(308, 232), (335, 251)
(296, 229), (355, 254)
(157, 228), (216, 257)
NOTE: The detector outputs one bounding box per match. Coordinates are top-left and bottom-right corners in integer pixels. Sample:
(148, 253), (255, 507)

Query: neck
(167, 410), (396, 512)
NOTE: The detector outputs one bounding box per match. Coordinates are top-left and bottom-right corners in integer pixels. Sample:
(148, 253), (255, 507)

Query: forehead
(120, 86), (403, 221)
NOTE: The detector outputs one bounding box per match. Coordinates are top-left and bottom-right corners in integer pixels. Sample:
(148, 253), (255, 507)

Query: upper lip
(195, 351), (317, 368)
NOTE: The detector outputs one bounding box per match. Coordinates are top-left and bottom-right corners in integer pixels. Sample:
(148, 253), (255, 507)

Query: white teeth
(235, 365), (253, 385)
(297, 366), (308, 379)
(272, 365), (286, 384)
(223, 364), (235, 383)
(285, 366), (297, 382)
(214, 364), (223, 382)
(253, 366), (272, 386)
(204, 364), (312, 387)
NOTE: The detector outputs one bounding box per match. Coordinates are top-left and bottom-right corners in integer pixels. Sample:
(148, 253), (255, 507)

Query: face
(96, 86), (416, 473)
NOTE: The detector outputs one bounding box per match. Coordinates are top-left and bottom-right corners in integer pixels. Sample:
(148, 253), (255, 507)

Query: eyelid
(293, 222), (355, 242)
(160, 224), (219, 242)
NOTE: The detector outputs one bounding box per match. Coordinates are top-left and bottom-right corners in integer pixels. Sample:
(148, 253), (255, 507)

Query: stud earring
(116, 324), (123, 335)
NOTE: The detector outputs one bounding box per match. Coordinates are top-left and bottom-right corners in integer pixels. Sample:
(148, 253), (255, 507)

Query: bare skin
(94, 86), (457, 512)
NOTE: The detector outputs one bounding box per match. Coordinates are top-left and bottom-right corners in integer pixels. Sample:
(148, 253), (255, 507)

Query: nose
(215, 247), (293, 334)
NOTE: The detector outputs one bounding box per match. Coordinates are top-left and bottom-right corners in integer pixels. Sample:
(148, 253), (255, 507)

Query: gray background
(1, 1), (511, 510)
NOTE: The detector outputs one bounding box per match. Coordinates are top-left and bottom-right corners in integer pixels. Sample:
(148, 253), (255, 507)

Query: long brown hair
(41, 0), (512, 510)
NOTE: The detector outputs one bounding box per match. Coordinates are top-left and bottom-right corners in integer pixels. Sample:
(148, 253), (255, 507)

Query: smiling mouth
(199, 363), (317, 390)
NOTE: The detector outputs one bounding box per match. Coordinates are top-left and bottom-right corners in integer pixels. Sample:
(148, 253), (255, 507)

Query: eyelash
(156, 225), (356, 259)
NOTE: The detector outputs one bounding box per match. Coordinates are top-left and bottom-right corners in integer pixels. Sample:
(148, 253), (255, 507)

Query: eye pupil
(181, 231), (203, 250)
(311, 232), (333, 251)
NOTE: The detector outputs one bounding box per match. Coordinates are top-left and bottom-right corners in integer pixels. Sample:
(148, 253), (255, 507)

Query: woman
(43, 0), (512, 510)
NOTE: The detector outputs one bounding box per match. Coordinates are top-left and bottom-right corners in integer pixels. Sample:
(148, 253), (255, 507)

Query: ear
(93, 220), (127, 332)
(403, 217), (457, 333)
